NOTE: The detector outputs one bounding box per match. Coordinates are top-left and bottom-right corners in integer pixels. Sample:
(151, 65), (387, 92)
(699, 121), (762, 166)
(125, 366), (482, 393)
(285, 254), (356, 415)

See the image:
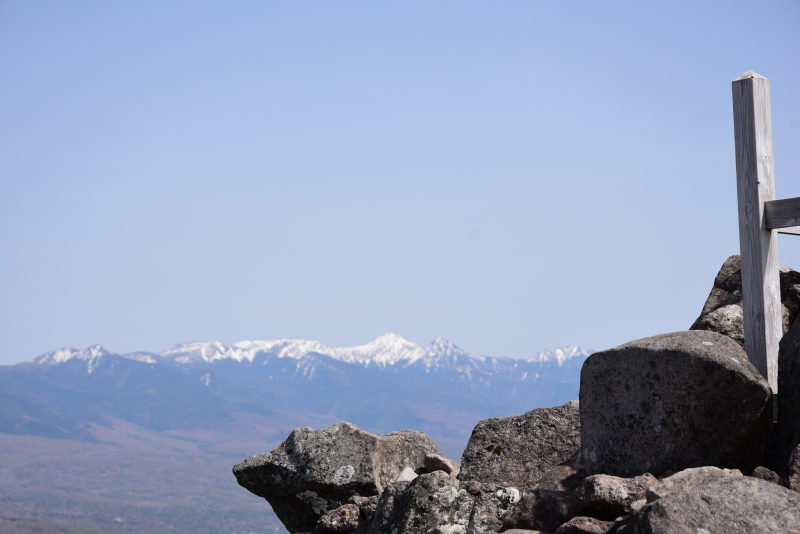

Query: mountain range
(0, 334), (591, 534)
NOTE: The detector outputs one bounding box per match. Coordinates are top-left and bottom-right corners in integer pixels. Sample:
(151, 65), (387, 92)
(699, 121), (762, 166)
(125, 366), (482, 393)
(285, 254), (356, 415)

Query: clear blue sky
(1, 1), (799, 365)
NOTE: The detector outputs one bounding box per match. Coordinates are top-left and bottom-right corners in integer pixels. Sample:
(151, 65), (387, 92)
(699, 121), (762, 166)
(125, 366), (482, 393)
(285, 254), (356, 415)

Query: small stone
(424, 453), (459, 475)
(751, 465), (782, 486)
(574, 473), (657, 520)
(555, 516), (615, 534)
(393, 466), (417, 483)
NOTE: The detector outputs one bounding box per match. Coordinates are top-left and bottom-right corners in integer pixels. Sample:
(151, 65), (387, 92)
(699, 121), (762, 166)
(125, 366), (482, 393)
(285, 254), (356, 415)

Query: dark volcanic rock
(315, 504), (360, 532)
(618, 476), (800, 533)
(645, 466), (741, 502)
(580, 331), (772, 477)
(232, 422), (441, 533)
(458, 401), (580, 488)
(574, 473), (657, 520)
(779, 315), (800, 472)
(353, 472), (520, 534)
(690, 254), (800, 347)
(555, 516), (614, 534)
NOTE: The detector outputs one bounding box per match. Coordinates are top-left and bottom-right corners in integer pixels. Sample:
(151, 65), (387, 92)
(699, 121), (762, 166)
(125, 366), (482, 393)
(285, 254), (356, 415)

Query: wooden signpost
(732, 70), (800, 392)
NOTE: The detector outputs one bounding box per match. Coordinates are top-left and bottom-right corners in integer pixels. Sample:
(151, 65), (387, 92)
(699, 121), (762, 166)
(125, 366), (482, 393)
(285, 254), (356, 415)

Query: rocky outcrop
(617, 476), (800, 533)
(458, 401), (580, 488)
(690, 254), (800, 347)
(534, 451), (588, 492)
(779, 315), (800, 473)
(232, 422), (442, 533)
(353, 471), (520, 534)
(580, 330), (772, 477)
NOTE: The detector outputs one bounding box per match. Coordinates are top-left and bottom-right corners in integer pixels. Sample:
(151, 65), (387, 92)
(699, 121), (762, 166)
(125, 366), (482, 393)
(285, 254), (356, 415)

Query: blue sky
(1, 1), (799, 365)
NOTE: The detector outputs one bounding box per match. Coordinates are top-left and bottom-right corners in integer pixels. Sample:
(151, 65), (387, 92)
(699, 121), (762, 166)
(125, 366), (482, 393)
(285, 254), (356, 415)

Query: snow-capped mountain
(32, 333), (591, 372)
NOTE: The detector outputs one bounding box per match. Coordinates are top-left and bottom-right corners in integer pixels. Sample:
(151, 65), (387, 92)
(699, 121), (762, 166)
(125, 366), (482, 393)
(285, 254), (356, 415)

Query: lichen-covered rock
(573, 473), (657, 520)
(617, 476), (800, 533)
(580, 331), (772, 477)
(690, 255), (800, 348)
(316, 504), (361, 532)
(348, 495), (380, 522)
(353, 472), (519, 534)
(458, 401), (580, 488)
(232, 422), (441, 533)
(555, 516), (614, 534)
(645, 466), (742, 502)
(779, 315), (800, 472)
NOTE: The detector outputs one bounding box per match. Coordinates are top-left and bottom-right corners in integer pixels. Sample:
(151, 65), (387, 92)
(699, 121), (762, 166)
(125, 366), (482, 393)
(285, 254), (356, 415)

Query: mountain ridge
(30, 333), (593, 372)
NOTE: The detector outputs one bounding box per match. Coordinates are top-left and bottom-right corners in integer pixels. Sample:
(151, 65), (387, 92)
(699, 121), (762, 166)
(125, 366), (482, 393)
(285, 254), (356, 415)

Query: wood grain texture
(732, 71), (781, 391)
(766, 197), (800, 229)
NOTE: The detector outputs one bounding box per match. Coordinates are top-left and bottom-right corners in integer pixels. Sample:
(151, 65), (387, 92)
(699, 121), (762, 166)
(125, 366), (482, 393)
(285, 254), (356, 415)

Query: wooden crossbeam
(766, 197), (800, 230)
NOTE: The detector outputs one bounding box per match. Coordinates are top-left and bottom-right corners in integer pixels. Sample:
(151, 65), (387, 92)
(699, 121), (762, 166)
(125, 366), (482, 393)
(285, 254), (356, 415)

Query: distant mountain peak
(31, 335), (592, 372)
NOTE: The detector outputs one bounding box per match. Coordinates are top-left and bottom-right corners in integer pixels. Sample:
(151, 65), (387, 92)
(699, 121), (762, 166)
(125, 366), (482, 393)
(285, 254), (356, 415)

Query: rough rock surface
(574, 474), (657, 520)
(502, 489), (577, 533)
(751, 465), (782, 486)
(353, 472), (520, 534)
(535, 452), (588, 492)
(555, 516), (614, 534)
(618, 476), (800, 533)
(779, 315), (800, 471)
(645, 466), (742, 502)
(690, 255), (800, 347)
(580, 330), (772, 477)
(315, 504), (360, 532)
(232, 422), (441, 533)
(788, 443), (800, 492)
(348, 495), (380, 522)
(425, 453), (459, 476)
(458, 401), (580, 488)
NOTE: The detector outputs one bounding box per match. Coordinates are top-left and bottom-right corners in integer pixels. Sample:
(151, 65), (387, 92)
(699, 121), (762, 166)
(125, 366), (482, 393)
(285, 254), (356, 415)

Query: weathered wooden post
(732, 70), (781, 392)
(732, 70), (800, 393)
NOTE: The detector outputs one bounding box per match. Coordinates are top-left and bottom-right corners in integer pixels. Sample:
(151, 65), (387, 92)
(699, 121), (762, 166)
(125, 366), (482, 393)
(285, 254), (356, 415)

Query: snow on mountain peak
(334, 333), (425, 367)
(527, 346), (593, 366)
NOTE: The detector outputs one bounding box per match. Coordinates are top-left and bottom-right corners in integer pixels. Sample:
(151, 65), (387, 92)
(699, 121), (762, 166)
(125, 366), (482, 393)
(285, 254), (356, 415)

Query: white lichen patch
(333, 465), (355, 485)
(295, 490), (329, 515)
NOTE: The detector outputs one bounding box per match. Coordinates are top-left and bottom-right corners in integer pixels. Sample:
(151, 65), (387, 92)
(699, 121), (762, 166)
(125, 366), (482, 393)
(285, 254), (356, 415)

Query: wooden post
(732, 70), (781, 392)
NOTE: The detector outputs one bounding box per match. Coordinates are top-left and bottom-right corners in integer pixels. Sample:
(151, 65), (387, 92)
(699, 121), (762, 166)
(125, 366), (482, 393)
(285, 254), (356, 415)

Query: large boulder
(779, 315), (800, 472)
(458, 401), (580, 488)
(645, 466), (742, 502)
(580, 330), (772, 477)
(690, 254), (800, 347)
(617, 476), (800, 533)
(232, 422), (442, 533)
(353, 472), (520, 534)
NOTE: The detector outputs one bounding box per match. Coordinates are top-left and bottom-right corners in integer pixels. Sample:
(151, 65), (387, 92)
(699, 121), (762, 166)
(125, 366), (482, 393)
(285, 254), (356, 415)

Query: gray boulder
(787, 443), (800, 492)
(425, 453), (460, 476)
(618, 476), (800, 533)
(779, 315), (800, 472)
(458, 401), (580, 488)
(502, 489), (577, 533)
(353, 472), (520, 534)
(580, 330), (772, 477)
(232, 422), (441, 533)
(690, 254), (800, 347)
(645, 466), (742, 502)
